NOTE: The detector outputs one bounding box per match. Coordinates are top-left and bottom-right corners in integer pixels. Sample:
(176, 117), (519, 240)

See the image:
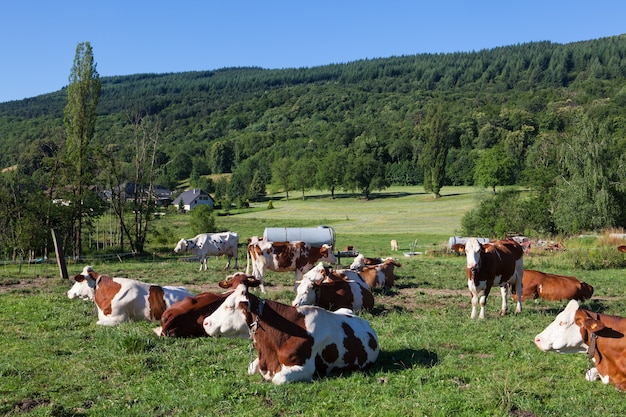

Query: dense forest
(1, 34), (626, 258)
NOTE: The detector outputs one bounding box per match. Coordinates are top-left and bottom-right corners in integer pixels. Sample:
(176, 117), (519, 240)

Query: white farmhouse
(172, 189), (215, 212)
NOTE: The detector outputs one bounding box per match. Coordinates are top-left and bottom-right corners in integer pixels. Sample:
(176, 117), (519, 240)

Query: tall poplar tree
(420, 103), (450, 198)
(63, 42), (101, 259)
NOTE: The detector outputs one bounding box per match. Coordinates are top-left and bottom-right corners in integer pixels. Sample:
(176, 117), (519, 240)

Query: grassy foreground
(2, 186), (626, 416)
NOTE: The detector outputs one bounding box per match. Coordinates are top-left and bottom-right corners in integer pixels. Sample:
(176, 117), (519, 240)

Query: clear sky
(1, 0), (625, 103)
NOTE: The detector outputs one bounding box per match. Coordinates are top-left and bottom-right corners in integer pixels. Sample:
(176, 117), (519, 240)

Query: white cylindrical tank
(263, 226), (335, 248)
(448, 236), (490, 249)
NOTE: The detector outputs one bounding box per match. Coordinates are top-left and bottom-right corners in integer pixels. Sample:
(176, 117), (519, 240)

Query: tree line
(1, 35), (626, 259)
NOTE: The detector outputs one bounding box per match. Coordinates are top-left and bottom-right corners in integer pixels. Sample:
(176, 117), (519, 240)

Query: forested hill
(1, 34), (626, 198)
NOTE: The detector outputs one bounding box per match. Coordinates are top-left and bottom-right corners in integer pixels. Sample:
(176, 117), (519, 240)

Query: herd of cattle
(66, 232), (626, 390)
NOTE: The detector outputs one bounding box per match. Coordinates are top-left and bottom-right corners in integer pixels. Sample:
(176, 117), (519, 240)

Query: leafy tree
(420, 103), (451, 198)
(292, 159), (315, 200)
(271, 157), (295, 200)
(189, 204), (216, 234)
(62, 41), (101, 259)
(315, 151), (345, 198)
(473, 146), (516, 194)
(344, 153), (388, 199)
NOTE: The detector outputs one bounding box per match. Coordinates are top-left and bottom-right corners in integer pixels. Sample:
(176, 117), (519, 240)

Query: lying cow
(67, 266), (194, 326)
(174, 231), (239, 271)
(154, 291), (232, 337)
(203, 274), (380, 384)
(348, 254), (384, 271)
(246, 238), (336, 292)
(512, 270), (593, 302)
(292, 262), (374, 311)
(345, 257), (401, 291)
(534, 300), (626, 391)
(456, 238), (524, 319)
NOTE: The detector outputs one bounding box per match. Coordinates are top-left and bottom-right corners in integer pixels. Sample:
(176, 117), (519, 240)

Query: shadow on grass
(373, 348), (440, 373)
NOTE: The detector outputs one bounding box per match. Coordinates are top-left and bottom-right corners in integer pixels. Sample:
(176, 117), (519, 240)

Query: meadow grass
(2, 186), (626, 416)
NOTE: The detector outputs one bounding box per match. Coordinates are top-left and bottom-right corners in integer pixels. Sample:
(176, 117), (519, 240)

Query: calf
(203, 275), (379, 384)
(67, 266), (194, 326)
(512, 270), (593, 302)
(246, 238), (336, 292)
(456, 238), (524, 319)
(155, 291), (232, 337)
(292, 262), (374, 311)
(534, 300), (626, 391)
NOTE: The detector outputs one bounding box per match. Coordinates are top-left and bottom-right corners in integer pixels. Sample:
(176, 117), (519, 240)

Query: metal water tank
(263, 226), (335, 248)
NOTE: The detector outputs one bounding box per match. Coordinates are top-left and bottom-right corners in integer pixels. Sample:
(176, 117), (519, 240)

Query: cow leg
(499, 286), (508, 316)
(478, 294), (488, 319)
(248, 357), (260, 376)
(514, 263), (523, 314)
(223, 256), (231, 270)
(470, 291), (479, 319)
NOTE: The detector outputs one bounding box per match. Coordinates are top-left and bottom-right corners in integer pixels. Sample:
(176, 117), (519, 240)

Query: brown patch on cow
(268, 241), (300, 270)
(148, 285), (167, 320)
(619, 245), (626, 253)
(94, 275), (121, 316)
(340, 322), (369, 370)
(321, 343), (339, 365)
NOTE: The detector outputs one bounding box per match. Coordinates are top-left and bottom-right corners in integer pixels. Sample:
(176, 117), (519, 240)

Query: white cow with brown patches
(203, 274), (379, 384)
(67, 266), (194, 326)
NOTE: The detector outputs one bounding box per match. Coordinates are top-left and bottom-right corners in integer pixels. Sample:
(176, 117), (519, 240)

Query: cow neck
(586, 312), (600, 375)
(247, 293), (266, 336)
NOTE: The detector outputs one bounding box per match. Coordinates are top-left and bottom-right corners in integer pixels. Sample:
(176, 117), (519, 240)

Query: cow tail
(246, 246), (250, 275)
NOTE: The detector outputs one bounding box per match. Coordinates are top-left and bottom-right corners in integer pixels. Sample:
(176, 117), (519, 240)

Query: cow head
(320, 244), (337, 264)
(534, 300), (587, 353)
(67, 266), (97, 300)
(174, 238), (189, 254)
(464, 238), (483, 279)
(349, 254), (365, 271)
(203, 274), (261, 338)
(293, 265), (326, 307)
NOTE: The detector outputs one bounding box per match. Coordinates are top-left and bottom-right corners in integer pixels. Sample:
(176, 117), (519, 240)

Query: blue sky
(2, 1), (625, 103)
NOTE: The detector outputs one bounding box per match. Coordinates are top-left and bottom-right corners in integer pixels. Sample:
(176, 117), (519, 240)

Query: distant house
(106, 183), (173, 206)
(172, 189), (215, 212)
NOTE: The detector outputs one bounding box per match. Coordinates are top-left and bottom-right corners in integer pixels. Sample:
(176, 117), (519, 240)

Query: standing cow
(203, 274), (379, 384)
(174, 232), (239, 271)
(456, 238), (524, 319)
(246, 238), (336, 292)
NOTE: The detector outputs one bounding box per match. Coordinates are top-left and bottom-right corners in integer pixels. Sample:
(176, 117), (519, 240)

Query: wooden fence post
(51, 228), (69, 279)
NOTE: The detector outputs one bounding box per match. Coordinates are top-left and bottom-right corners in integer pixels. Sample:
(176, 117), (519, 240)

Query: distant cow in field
(154, 291), (232, 337)
(67, 266), (194, 326)
(512, 270), (593, 302)
(292, 262), (374, 312)
(174, 232), (239, 271)
(391, 240), (398, 251)
(203, 274), (379, 384)
(246, 238), (336, 292)
(456, 238), (524, 319)
(346, 257), (401, 291)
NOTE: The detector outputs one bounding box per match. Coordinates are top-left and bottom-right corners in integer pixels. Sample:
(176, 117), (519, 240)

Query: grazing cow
(391, 239), (398, 251)
(512, 270), (593, 302)
(67, 266), (194, 326)
(292, 263), (374, 311)
(245, 239), (337, 292)
(202, 275), (379, 384)
(154, 291), (232, 337)
(174, 232), (239, 271)
(457, 238), (524, 319)
(534, 300), (626, 391)
(348, 254), (384, 271)
(346, 257), (401, 290)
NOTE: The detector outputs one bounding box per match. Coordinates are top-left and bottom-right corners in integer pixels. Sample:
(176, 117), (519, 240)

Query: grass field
(2, 186), (626, 416)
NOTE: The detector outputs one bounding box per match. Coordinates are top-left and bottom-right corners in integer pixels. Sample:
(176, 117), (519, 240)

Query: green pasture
(2, 186), (626, 416)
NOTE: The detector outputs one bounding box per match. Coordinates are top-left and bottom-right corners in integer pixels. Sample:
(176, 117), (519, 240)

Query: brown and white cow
(202, 274), (380, 384)
(154, 291), (232, 337)
(534, 300), (626, 391)
(346, 257), (401, 291)
(348, 254), (384, 271)
(512, 270), (593, 302)
(292, 262), (375, 311)
(67, 266), (194, 326)
(245, 238), (337, 292)
(457, 238), (524, 319)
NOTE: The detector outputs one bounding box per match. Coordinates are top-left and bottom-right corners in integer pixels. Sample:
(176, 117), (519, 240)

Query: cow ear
(72, 274), (84, 282)
(583, 318), (606, 333)
(245, 277), (261, 288)
(238, 300), (250, 312)
(218, 279), (232, 289)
